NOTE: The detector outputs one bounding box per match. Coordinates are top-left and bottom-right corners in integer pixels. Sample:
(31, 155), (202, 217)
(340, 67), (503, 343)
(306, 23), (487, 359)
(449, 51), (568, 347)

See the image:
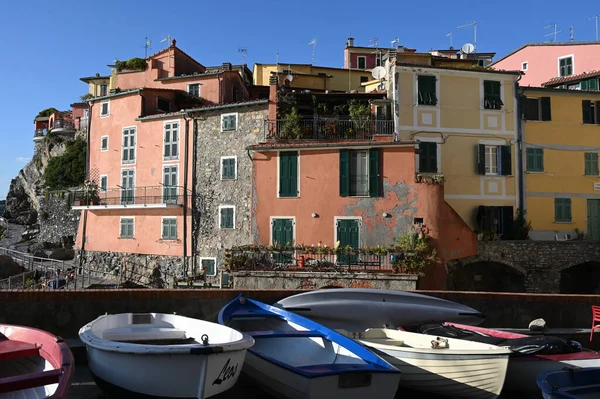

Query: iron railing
(264, 118), (394, 141)
(34, 128), (46, 138)
(51, 119), (75, 131)
(68, 185), (191, 207)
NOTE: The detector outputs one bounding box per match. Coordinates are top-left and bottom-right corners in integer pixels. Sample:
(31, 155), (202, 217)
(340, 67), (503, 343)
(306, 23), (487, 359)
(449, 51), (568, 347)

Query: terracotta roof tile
(542, 70), (600, 87)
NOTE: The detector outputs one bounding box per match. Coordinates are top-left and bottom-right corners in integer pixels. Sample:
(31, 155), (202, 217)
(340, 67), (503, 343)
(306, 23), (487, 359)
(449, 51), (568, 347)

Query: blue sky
(1, 0), (598, 199)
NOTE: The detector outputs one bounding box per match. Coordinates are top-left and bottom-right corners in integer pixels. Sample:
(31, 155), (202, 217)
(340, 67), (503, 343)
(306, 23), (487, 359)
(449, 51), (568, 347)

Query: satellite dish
(372, 66), (387, 80)
(285, 74), (294, 82)
(461, 43), (475, 54)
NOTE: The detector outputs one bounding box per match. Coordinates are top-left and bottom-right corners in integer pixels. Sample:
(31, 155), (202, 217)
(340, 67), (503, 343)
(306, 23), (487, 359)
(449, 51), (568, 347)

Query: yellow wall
(253, 64), (372, 93)
(523, 88), (600, 239)
(87, 78), (111, 97)
(394, 66), (520, 230)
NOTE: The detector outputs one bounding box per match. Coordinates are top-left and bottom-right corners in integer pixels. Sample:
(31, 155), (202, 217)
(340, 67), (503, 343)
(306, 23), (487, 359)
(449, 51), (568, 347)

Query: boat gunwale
(536, 367), (600, 399)
(359, 339), (513, 357)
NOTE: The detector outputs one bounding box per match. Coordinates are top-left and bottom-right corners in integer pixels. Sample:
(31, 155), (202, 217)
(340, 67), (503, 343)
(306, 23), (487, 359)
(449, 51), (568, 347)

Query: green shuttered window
(526, 148), (544, 172)
(339, 149), (380, 197)
(585, 152), (599, 176)
(221, 157), (236, 180)
(417, 75), (437, 106)
(219, 206), (234, 229)
(476, 144), (512, 175)
(161, 218), (177, 240)
(419, 142), (437, 173)
(555, 198), (572, 223)
(484, 81), (503, 110)
(279, 151), (298, 197)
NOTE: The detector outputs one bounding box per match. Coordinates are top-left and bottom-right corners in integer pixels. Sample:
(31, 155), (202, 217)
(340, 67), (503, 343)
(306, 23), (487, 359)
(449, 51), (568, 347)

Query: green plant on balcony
(36, 107), (59, 118)
(510, 208), (532, 240)
(280, 107), (302, 139)
(116, 58), (148, 72)
(348, 99), (371, 133)
(393, 226), (438, 275)
(80, 93), (94, 101)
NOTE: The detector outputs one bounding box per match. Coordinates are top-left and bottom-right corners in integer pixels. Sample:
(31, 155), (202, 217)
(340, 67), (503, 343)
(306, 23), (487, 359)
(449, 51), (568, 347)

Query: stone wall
(37, 195), (80, 246)
(192, 104), (268, 274)
(447, 240), (600, 293)
(233, 271), (418, 290)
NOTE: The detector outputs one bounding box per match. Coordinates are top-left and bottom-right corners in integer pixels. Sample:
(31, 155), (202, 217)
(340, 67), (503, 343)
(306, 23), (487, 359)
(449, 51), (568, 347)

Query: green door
(272, 219), (294, 264)
(337, 219), (359, 265)
(588, 200), (600, 240)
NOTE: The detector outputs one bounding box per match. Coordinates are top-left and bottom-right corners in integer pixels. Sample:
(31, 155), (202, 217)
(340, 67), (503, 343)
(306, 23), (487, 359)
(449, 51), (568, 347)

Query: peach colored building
(493, 42), (600, 87)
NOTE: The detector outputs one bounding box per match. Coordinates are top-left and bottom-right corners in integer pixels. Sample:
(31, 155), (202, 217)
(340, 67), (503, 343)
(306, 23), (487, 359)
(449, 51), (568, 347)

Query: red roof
(543, 70), (600, 87)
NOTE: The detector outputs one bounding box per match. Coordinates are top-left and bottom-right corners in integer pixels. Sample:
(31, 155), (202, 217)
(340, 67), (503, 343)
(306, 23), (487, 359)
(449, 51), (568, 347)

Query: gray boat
(275, 288), (485, 331)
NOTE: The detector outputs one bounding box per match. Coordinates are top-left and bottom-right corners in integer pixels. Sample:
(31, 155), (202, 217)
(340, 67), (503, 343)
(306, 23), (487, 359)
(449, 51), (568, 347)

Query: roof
(255, 63), (372, 74)
(70, 102), (88, 107)
(80, 75), (110, 83)
(135, 100), (268, 121)
(144, 40), (206, 70)
(248, 139), (416, 151)
(87, 89), (142, 102)
(395, 62), (522, 76)
(493, 41), (600, 65)
(155, 70), (236, 82)
(522, 86), (600, 96)
(542, 70), (600, 87)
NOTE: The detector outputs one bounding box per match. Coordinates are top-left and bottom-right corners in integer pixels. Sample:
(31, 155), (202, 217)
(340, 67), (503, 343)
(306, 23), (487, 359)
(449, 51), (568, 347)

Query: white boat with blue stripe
(218, 296), (401, 399)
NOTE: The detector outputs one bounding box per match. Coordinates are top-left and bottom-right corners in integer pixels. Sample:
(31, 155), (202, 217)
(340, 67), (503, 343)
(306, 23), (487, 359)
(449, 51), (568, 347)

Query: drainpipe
(189, 116), (198, 276)
(217, 73), (222, 105)
(182, 114), (190, 277)
(79, 101), (93, 279)
(390, 60), (400, 141)
(515, 74), (524, 212)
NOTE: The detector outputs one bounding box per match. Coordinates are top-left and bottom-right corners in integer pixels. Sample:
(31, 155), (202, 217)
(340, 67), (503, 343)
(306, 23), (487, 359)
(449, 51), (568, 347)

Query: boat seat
(0, 339), (40, 361)
(102, 327), (187, 342)
(248, 330), (325, 339)
(0, 369), (62, 394)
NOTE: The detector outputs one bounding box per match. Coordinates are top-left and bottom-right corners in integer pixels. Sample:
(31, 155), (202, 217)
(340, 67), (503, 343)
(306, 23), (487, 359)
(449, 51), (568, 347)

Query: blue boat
(537, 366), (600, 399)
(218, 295), (401, 399)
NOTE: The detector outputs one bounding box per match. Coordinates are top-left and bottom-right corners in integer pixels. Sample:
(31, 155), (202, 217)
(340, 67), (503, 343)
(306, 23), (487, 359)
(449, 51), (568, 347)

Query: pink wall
(346, 52), (379, 69)
(71, 104), (87, 130)
(174, 50), (205, 76)
(494, 44), (600, 86)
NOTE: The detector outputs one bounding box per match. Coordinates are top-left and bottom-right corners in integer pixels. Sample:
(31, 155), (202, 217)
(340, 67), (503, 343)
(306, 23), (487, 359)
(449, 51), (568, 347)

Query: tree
(36, 108), (59, 118)
(44, 139), (87, 190)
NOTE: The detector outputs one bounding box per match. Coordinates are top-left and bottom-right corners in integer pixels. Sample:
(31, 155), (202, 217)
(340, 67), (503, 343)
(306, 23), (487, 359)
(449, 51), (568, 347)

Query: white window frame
(163, 120), (180, 161)
(100, 101), (110, 118)
(199, 257), (217, 277)
(220, 156), (238, 180)
(188, 83), (201, 97)
(100, 175), (108, 192)
(122, 126), (136, 165)
(558, 54), (574, 77)
(162, 164), (179, 203)
(349, 149), (369, 197)
(485, 145), (499, 176)
(220, 113), (238, 132)
(161, 217), (178, 241)
(415, 137), (442, 174)
(357, 56), (367, 69)
(218, 205), (236, 229)
(521, 61), (528, 71)
(269, 216), (297, 246)
(100, 84), (108, 97)
(333, 216), (363, 250)
(100, 135), (109, 152)
(119, 217), (135, 239)
(157, 96), (171, 113)
(120, 168), (136, 205)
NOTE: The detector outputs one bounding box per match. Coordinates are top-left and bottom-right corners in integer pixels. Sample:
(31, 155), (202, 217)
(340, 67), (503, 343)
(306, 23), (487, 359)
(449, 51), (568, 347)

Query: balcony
(69, 186), (191, 210)
(50, 119), (75, 133)
(33, 128), (46, 142)
(264, 118), (394, 141)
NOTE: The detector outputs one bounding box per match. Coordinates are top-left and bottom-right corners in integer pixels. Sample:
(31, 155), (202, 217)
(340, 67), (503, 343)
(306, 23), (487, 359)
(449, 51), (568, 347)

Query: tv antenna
(160, 35), (173, 68)
(569, 25), (575, 41)
(142, 37), (152, 58)
(457, 22), (477, 52)
(238, 47), (247, 65)
(446, 32), (453, 47)
(544, 24), (561, 42)
(368, 37), (379, 48)
(308, 38), (317, 65)
(391, 37), (400, 47)
(589, 15), (599, 41)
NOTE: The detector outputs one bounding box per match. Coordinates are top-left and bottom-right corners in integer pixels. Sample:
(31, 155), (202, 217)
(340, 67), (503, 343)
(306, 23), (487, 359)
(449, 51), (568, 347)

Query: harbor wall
(0, 289), (598, 340)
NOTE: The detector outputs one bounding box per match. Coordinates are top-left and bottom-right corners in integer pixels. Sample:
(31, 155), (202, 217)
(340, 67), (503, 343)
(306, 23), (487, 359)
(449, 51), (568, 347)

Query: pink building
(493, 42), (600, 87)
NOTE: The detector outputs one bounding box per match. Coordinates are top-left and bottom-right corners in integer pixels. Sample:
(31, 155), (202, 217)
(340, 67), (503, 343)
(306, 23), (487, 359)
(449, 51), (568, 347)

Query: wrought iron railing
(264, 118), (394, 141)
(51, 119), (75, 131)
(67, 185), (191, 207)
(34, 128), (46, 137)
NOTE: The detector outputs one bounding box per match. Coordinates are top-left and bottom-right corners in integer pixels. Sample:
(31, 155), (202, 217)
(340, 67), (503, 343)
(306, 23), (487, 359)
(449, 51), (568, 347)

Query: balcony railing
(34, 128), (46, 138)
(68, 186), (191, 209)
(51, 119), (75, 132)
(79, 117), (88, 131)
(264, 118), (394, 141)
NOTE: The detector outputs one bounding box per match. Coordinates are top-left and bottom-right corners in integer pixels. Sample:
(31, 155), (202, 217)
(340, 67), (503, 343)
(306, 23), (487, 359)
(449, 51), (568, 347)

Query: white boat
(337, 328), (511, 399)
(79, 312), (254, 398)
(218, 296), (401, 399)
(275, 288), (486, 331)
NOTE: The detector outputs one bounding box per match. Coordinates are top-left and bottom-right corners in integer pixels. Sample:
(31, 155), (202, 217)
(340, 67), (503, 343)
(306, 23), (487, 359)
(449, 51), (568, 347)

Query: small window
(188, 84), (200, 97)
(200, 258), (217, 276)
(163, 121), (179, 160)
(478, 59), (485, 67)
(357, 56), (366, 69)
(219, 205), (235, 229)
(100, 84), (108, 97)
(161, 218), (177, 240)
(120, 218), (134, 239)
(417, 75), (437, 106)
(559, 56), (573, 77)
(581, 78), (599, 91)
(419, 142), (438, 173)
(476, 144), (512, 176)
(484, 81), (503, 110)
(360, 76), (369, 84)
(221, 113), (238, 132)
(521, 62), (528, 71)
(122, 127), (136, 164)
(376, 58), (381, 67)
(279, 151), (298, 197)
(232, 87), (239, 102)
(524, 97), (552, 121)
(555, 198), (572, 223)
(582, 100), (600, 124)
(157, 97), (171, 113)
(526, 148), (544, 172)
(340, 149), (381, 197)
(101, 136), (109, 151)
(585, 152), (599, 176)
(100, 101), (110, 117)
(100, 175), (108, 192)
(221, 156), (237, 180)
(485, 146), (498, 175)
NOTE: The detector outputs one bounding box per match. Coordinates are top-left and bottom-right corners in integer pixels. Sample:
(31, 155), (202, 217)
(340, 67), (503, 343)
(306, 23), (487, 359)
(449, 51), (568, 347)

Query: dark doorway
(560, 262), (600, 294)
(448, 261), (525, 292)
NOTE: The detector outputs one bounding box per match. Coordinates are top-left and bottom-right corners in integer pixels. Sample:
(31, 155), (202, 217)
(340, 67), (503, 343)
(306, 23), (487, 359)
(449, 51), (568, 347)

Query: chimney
(222, 62), (233, 72)
(347, 37), (355, 48)
(269, 75), (278, 124)
(172, 39), (177, 47)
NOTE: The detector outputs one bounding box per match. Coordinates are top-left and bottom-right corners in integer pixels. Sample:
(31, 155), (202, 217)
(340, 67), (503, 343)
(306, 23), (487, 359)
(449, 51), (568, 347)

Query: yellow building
(522, 86), (600, 240)
(80, 73), (113, 97)
(380, 55), (522, 237)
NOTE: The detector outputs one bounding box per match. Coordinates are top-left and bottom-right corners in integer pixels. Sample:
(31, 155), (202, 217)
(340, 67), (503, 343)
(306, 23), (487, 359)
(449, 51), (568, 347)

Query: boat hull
(537, 367), (600, 399)
(241, 351), (400, 399)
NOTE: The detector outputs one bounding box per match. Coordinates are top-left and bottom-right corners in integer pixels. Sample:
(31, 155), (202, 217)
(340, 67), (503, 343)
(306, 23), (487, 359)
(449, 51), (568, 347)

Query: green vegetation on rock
(116, 57), (147, 72)
(44, 138), (87, 190)
(36, 108), (59, 118)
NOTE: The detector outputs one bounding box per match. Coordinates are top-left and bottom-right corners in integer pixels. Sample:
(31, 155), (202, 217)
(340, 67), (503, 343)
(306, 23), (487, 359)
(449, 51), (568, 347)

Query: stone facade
(192, 104), (268, 275)
(233, 270), (418, 290)
(447, 240), (600, 293)
(37, 195), (80, 246)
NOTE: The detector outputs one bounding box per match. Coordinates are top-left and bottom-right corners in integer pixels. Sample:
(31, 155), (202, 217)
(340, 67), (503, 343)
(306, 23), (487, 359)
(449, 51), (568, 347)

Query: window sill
(221, 129), (238, 133)
(100, 149), (109, 152)
(118, 237), (135, 240)
(483, 108), (503, 112)
(417, 103), (438, 107)
(161, 238), (179, 242)
(122, 162), (136, 166)
(100, 114), (110, 118)
(526, 171), (544, 174)
(219, 227), (235, 230)
(221, 177), (238, 181)
(554, 221), (573, 224)
(163, 157), (180, 162)
(584, 175), (600, 177)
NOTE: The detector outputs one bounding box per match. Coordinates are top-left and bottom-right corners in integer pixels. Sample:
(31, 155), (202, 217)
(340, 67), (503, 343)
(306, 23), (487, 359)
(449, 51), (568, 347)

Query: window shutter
(539, 149), (544, 171)
(500, 145), (512, 175)
(369, 148), (380, 197)
(279, 152), (298, 197)
(594, 153), (599, 175)
(541, 97), (552, 121)
(596, 102), (600, 125)
(162, 221), (169, 239)
(279, 153), (287, 196)
(583, 100), (592, 124)
(290, 152), (298, 195)
(520, 95), (528, 120)
(339, 150), (350, 197)
(476, 144), (486, 175)
(501, 206), (514, 239)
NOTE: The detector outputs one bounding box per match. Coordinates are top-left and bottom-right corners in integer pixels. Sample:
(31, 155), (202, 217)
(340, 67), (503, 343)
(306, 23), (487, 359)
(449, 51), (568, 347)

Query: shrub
(116, 58), (147, 72)
(44, 138), (87, 190)
(36, 107), (59, 118)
